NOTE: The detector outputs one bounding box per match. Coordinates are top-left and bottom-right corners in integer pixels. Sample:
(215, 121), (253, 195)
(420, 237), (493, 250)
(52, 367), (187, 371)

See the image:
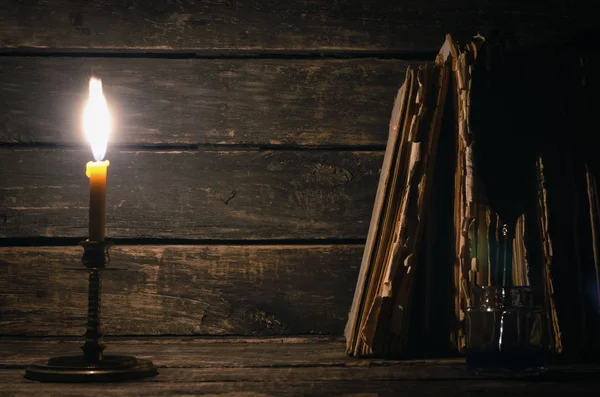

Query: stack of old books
(346, 33), (600, 358)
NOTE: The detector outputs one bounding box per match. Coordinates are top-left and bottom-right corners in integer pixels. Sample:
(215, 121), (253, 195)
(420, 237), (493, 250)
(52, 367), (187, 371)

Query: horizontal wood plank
(0, 149), (381, 239)
(4, 377), (599, 397)
(0, 57), (412, 146)
(0, 339), (460, 368)
(0, 245), (362, 336)
(0, 366), (471, 383)
(1, 340), (599, 395)
(0, 1), (595, 53)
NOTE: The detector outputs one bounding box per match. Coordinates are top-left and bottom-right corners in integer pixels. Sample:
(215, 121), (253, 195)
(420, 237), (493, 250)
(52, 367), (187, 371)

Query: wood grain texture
(0, 0), (595, 53)
(0, 245), (362, 336)
(0, 57), (412, 146)
(1, 340), (600, 395)
(0, 366), (472, 382)
(0, 339), (459, 368)
(4, 377), (599, 397)
(0, 149), (382, 239)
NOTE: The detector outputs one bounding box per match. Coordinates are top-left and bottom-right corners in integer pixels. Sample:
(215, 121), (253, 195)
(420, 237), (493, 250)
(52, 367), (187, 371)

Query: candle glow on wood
(83, 77), (111, 242)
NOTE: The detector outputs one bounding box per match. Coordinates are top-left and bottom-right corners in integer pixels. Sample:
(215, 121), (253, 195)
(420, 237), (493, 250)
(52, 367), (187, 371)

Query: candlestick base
(25, 355), (158, 383)
(24, 239), (158, 382)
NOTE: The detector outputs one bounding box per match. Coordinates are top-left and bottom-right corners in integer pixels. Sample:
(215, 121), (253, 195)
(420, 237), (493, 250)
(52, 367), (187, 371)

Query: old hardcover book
(345, 36), (452, 357)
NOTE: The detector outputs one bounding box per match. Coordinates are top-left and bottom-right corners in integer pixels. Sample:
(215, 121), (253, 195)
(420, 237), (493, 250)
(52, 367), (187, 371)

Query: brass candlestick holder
(24, 241), (158, 382)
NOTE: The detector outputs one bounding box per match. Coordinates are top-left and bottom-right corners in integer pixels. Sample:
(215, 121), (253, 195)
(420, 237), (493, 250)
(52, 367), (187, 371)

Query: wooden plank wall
(0, 1), (595, 337)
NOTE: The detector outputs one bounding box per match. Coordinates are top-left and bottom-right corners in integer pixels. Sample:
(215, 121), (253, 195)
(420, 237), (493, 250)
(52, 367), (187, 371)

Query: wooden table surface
(1, 337), (600, 396)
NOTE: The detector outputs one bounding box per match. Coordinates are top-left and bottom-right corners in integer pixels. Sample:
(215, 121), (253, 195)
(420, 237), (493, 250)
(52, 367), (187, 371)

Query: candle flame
(83, 77), (111, 161)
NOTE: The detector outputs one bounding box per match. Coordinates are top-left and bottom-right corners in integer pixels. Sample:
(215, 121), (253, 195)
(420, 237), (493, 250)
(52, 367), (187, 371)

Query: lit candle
(82, 77), (111, 242)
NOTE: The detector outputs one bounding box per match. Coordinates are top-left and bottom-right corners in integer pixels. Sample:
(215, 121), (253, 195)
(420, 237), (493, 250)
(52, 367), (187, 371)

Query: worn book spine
(535, 156), (563, 354)
(346, 36), (452, 357)
(345, 69), (411, 356)
(451, 36), (486, 352)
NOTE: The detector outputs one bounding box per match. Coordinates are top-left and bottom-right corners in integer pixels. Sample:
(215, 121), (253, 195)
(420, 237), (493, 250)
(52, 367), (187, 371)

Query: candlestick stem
(82, 270), (105, 362)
